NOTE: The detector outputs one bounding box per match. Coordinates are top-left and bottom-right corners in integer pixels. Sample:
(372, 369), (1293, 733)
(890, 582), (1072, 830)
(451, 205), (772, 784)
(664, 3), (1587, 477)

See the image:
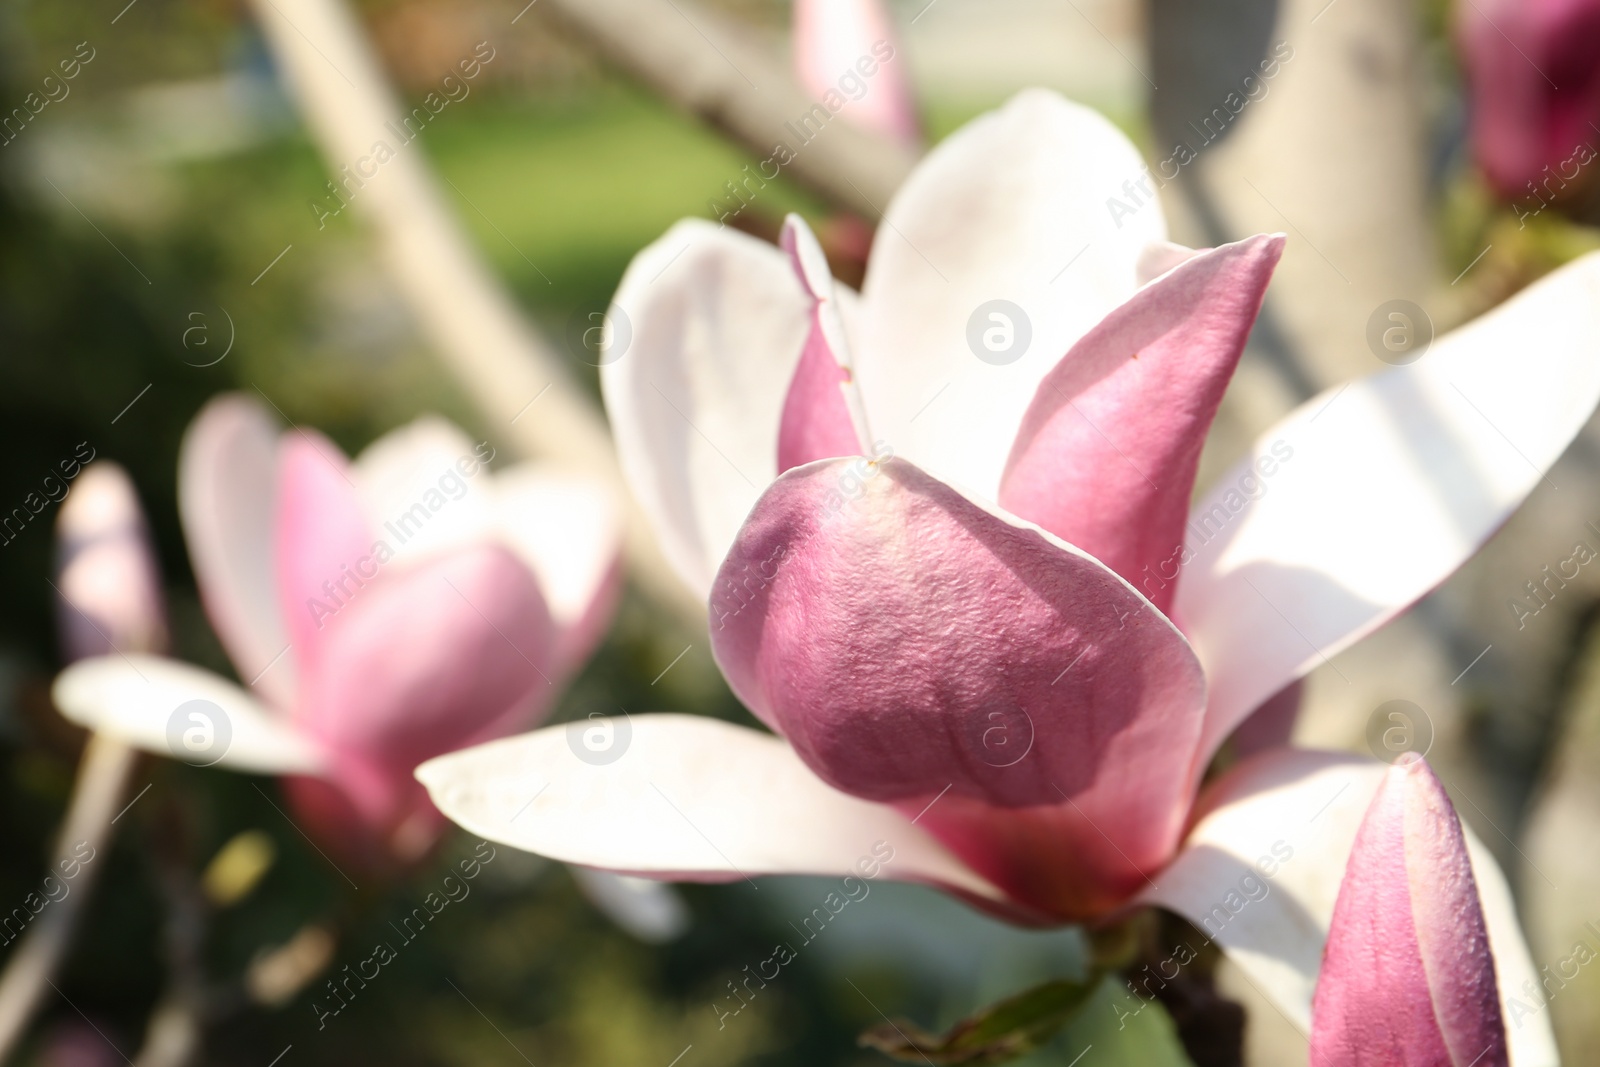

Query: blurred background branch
(0, 735), (137, 1063)
(537, 0), (918, 215)
(244, 0), (704, 627)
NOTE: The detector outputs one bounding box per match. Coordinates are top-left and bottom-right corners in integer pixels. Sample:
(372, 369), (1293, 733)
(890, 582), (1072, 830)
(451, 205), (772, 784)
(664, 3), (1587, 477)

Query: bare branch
(0, 735), (139, 1061)
(246, 0), (703, 626)
(538, 0), (918, 216)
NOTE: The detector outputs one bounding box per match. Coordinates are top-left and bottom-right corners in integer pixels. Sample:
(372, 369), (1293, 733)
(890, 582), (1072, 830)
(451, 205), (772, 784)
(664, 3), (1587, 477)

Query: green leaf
(857, 976), (1101, 1065)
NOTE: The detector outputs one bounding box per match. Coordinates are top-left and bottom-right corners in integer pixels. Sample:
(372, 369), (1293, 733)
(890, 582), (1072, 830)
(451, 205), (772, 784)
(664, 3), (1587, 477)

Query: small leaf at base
(858, 977), (1101, 1064)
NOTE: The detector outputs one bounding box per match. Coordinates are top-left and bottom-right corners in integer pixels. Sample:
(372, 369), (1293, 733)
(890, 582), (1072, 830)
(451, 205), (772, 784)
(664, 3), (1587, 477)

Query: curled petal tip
(780, 213), (836, 303)
(777, 215), (869, 471)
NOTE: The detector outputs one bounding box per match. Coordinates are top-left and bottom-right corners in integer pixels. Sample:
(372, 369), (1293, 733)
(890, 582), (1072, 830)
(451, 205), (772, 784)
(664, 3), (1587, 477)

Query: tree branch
(0, 734), (138, 1061)
(536, 0), (918, 216)
(246, 0), (704, 625)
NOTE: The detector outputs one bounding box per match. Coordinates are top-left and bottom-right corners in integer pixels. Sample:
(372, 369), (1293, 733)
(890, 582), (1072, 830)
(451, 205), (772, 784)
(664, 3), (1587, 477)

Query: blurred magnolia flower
(1311, 755), (1508, 1066)
(421, 89), (1600, 1050)
(55, 462), (168, 660)
(792, 0), (919, 145)
(52, 395), (622, 869)
(1457, 0), (1600, 201)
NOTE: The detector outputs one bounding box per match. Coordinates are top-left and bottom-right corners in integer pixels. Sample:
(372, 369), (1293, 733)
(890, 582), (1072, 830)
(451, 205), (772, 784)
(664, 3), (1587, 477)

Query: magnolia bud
(1457, 0), (1600, 200)
(55, 463), (167, 660)
(1311, 755), (1508, 1066)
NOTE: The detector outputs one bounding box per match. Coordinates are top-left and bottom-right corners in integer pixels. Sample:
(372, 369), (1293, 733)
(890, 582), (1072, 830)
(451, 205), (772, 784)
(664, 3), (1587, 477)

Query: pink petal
(273, 432), (375, 677)
(1457, 0), (1600, 198)
(55, 462), (167, 659)
(708, 456), (1207, 920)
(999, 235), (1283, 613)
(778, 215), (868, 472)
(294, 544), (557, 835)
(1311, 757), (1508, 1067)
(179, 394), (295, 708)
(792, 0), (919, 145)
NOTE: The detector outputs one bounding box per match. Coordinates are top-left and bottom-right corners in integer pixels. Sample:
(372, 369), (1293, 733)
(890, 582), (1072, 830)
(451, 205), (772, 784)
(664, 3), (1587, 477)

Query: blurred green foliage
(0, 2), (1174, 1063)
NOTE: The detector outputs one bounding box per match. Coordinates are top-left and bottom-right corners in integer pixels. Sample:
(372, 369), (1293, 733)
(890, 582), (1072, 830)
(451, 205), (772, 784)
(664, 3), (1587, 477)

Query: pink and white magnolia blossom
(792, 0), (919, 145)
(420, 90), (1595, 1057)
(1457, 0), (1600, 201)
(53, 394), (621, 867)
(1311, 755), (1508, 1067)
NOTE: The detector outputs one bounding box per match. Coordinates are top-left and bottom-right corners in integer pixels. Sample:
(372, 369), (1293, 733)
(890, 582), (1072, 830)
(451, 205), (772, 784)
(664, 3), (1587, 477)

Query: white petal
(1136, 240), (1202, 285)
(855, 88), (1166, 500)
(53, 654), (326, 775)
(415, 713), (1005, 903)
(178, 395), (295, 709)
(1178, 251), (1600, 764)
(351, 415), (498, 568)
(1143, 749), (1557, 1066)
(602, 221), (812, 599)
(569, 866), (690, 943)
(491, 464), (621, 670)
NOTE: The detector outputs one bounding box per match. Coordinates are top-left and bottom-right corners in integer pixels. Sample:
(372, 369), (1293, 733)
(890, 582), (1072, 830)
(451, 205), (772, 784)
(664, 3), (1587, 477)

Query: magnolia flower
(792, 0), (919, 145)
(1311, 755), (1508, 1066)
(53, 394), (621, 868)
(420, 90), (1598, 1054)
(1457, 0), (1600, 201)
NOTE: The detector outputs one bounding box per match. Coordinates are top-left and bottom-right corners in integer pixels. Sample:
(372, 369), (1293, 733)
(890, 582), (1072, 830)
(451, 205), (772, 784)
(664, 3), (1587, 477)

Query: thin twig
(0, 735), (140, 1060)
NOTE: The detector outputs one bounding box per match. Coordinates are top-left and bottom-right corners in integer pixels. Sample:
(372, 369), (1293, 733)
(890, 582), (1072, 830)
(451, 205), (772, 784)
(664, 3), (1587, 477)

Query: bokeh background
(2, 0), (1599, 1064)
